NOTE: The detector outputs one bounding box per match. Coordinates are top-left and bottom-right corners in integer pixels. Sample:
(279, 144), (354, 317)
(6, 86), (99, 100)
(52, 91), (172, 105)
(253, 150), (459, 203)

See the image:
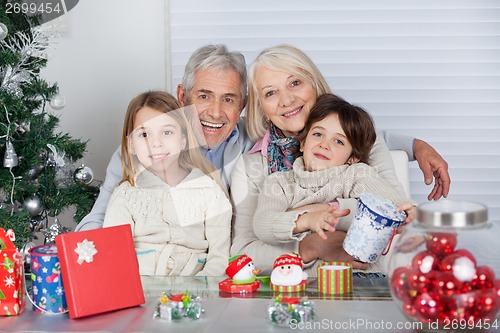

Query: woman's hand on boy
(299, 231), (368, 270)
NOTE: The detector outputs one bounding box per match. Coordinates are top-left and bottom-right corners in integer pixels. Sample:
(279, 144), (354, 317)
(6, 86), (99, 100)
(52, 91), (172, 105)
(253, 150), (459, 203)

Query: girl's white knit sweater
(103, 168), (232, 276)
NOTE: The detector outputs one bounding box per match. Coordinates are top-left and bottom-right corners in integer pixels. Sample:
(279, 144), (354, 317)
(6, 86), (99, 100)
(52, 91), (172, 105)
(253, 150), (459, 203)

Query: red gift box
(55, 225), (145, 318)
(0, 228), (25, 316)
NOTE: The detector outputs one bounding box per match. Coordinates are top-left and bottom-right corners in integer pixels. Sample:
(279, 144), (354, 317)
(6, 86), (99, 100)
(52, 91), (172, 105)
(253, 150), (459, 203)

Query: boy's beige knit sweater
(252, 157), (411, 275)
(253, 157), (410, 245)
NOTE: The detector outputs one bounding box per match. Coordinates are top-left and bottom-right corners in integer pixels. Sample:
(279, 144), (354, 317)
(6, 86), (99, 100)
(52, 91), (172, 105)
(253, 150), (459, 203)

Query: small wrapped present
(153, 292), (203, 321)
(317, 262), (353, 294)
(29, 244), (67, 313)
(267, 295), (315, 327)
(0, 228), (25, 316)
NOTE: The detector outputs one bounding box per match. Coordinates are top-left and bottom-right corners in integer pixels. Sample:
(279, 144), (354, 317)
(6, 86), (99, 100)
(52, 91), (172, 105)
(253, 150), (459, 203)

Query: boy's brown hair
(296, 93), (376, 164)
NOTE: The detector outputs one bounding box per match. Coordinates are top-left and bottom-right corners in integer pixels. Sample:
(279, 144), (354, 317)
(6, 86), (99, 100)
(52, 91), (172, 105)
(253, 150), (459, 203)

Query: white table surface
(1, 275), (499, 333)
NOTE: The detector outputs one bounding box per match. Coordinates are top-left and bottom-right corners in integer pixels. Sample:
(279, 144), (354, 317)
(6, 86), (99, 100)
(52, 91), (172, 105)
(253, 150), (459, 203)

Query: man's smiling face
(180, 68), (244, 148)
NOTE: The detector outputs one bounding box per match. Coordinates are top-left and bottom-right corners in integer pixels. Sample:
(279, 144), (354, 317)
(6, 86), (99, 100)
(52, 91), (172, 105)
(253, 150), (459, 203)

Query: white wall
(42, 0), (500, 222)
(42, 0), (167, 182)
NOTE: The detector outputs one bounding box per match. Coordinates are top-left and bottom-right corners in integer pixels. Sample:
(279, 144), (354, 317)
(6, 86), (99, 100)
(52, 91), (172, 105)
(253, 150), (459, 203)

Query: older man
(76, 45), (252, 231)
(76, 44), (450, 232)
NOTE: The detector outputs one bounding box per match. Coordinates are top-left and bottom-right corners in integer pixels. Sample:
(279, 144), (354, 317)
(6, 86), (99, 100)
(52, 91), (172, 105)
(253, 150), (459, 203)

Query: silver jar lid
(417, 200), (488, 228)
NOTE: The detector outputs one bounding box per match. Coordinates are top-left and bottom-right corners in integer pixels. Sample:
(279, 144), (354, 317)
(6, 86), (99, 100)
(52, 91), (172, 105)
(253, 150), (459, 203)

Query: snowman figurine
(270, 253), (308, 287)
(225, 254), (261, 285)
(219, 254), (261, 293)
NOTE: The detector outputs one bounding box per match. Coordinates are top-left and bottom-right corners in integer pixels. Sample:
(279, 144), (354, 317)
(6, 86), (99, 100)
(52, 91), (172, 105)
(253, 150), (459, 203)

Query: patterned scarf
(267, 124), (300, 174)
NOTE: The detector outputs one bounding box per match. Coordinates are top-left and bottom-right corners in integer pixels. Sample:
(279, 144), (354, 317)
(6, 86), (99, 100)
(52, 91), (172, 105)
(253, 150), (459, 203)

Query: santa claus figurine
(271, 253), (308, 287)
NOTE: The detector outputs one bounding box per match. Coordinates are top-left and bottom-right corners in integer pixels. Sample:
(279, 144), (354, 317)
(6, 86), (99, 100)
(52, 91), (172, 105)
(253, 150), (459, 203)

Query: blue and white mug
(343, 193), (406, 263)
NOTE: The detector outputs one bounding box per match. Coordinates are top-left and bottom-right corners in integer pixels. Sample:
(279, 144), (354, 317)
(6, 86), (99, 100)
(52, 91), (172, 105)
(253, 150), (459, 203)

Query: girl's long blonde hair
(120, 91), (227, 195)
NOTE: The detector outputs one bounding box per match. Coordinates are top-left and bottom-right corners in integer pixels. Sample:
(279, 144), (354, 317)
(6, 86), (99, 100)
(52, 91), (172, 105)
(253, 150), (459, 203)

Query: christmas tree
(0, 1), (99, 249)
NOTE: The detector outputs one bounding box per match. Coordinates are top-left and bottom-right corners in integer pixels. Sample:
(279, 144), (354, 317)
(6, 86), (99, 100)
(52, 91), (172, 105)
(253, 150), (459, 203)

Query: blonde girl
(103, 91), (231, 276)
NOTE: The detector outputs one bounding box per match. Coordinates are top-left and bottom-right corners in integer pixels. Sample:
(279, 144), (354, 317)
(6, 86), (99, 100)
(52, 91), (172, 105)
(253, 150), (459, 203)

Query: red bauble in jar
(471, 266), (496, 290)
(390, 266), (413, 302)
(425, 232), (457, 259)
(413, 292), (446, 323)
(494, 280), (500, 298)
(435, 271), (464, 297)
(409, 269), (438, 295)
(388, 200), (500, 330)
(412, 250), (441, 274)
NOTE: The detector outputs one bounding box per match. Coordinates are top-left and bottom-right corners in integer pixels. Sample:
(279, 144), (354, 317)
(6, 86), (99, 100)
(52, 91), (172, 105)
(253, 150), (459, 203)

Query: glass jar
(388, 200), (500, 331)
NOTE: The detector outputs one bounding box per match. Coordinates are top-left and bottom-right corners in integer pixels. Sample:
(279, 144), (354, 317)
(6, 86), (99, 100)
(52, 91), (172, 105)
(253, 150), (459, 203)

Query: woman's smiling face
(254, 65), (317, 137)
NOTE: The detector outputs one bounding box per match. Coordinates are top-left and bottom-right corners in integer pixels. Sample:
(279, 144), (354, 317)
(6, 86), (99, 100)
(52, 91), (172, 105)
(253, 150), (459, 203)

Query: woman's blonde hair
(246, 44), (332, 141)
(120, 91), (227, 195)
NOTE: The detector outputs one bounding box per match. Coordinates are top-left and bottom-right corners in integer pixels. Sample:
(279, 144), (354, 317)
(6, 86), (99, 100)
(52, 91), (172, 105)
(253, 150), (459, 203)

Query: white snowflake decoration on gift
(33, 286), (39, 295)
(37, 276), (42, 283)
(42, 288), (47, 294)
(42, 256), (51, 262)
(74, 239), (98, 265)
(56, 286), (63, 296)
(4, 275), (14, 288)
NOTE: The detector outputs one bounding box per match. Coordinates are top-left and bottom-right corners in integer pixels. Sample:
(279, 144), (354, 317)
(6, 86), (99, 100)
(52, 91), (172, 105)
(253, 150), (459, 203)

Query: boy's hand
(308, 206), (337, 240)
(396, 202), (417, 234)
(295, 206), (349, 240)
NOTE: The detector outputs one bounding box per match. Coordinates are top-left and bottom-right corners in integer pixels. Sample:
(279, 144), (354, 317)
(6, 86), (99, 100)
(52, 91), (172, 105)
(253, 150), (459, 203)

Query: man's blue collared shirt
(200, 127), (239, 171)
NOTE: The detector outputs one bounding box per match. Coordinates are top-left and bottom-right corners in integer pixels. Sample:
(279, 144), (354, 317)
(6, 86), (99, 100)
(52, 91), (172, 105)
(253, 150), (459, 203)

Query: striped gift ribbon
(270, 279), (307, 293)
(317, 262), (353, 295)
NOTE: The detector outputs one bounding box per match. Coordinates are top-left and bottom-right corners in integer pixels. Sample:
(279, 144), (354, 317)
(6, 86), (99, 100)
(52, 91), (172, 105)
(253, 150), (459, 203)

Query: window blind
(168, 0), (500, 221)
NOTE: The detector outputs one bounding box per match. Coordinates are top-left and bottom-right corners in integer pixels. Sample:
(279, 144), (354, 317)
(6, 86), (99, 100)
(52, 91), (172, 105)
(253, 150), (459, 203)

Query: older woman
(230, 44), (446, 275)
